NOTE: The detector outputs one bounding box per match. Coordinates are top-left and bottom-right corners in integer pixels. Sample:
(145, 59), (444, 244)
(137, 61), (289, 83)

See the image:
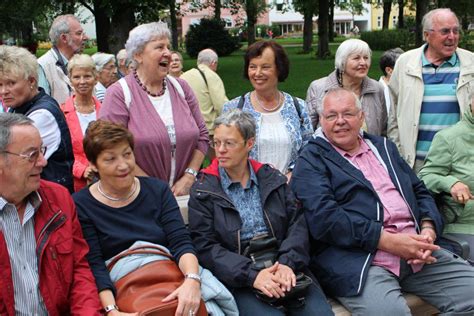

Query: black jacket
(188, 159), (310, 288)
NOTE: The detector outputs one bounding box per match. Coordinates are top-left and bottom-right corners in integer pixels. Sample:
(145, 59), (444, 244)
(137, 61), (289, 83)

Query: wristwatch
(103, 304), (119, 314)
(185, 167), (198, 177)
(185, 273), (202, 283)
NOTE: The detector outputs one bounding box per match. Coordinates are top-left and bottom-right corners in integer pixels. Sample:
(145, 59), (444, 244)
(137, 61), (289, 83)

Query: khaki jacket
(181, 64), (228, 135)
(388, 46), (474, 167)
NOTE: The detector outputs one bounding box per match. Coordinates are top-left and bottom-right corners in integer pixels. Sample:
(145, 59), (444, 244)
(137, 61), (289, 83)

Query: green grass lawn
(37, 40), (385, 100)
(186, 45), (384, 100)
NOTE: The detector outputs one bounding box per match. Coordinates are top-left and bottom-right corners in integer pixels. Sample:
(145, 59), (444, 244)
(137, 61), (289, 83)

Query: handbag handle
(107, 245), (175, 271)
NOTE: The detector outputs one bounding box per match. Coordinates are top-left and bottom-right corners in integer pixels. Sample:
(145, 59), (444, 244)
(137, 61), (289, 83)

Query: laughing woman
(99, 22), (209, 196)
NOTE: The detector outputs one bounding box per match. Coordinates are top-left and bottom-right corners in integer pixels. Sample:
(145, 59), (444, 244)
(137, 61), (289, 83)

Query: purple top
(99, 74), (209, 182)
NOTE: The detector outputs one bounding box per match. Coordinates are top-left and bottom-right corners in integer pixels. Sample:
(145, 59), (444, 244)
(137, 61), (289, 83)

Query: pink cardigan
(61, 95), (101, 192)
(99, 74), (209, 183)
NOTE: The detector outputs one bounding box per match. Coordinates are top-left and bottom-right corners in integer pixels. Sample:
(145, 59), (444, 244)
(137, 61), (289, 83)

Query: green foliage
(185, 18), (241, 58)
(459, 30), (474, 51)
(361, 29), (414, 51)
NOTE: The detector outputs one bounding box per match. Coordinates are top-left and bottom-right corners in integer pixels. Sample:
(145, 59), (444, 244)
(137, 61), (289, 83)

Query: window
(377, 16), (381, 28)
(224, 18), (232, 28)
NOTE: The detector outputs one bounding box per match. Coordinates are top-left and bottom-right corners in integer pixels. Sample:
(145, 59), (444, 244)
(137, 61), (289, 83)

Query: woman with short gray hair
(91, 52), (117, 102)
(189, 108), (334, 315)
(0, 45), (74, 192)
(306, 39), (387, 136)
(99, 22), (209, 196)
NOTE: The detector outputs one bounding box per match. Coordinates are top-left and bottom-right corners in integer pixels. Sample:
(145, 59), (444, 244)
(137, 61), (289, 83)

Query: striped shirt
(416, 48), (460, 160)
(0, 193), (48, 316)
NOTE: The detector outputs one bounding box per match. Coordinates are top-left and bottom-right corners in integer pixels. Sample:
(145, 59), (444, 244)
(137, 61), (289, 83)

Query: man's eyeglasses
(1, 145), (47, 163)
(210, 140), (245, 149)
(322, 110), (360, 122)
(428, 28), (460, 36)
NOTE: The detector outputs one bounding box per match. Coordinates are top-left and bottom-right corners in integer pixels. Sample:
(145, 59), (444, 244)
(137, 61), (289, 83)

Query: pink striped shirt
(333, 138), (422, 275)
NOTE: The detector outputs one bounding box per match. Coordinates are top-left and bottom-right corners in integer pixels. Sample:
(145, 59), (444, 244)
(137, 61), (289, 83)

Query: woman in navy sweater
(73, 120), (201, 316)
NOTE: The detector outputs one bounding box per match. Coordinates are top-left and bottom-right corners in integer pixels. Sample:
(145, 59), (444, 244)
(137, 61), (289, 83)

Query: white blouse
(257, 108), (291, 173)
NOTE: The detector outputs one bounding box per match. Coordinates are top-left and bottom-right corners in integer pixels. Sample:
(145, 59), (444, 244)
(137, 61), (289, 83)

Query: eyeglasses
(210, 140), (245, 149)
(1, 145), (47, 163)
(322, 110), (361, 122)
(68, 30), (86, 38)
(428, 28), (460, 36)
(103, 65), (117, 71)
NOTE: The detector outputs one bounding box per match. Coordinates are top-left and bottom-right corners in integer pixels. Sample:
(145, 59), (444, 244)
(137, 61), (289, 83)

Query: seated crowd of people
(0, 7), (473, 316)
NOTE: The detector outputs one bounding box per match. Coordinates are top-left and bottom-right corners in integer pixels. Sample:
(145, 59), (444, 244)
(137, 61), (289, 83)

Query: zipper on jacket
(196, 189), (243, 253)
(357, 253), (372, 294)
(262, 209), (276, 238)
(383, 138), (420, 231)
(36, 210), (67, 263)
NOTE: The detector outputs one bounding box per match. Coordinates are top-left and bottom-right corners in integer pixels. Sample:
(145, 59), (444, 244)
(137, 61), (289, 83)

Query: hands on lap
(253, 262), (297, 298)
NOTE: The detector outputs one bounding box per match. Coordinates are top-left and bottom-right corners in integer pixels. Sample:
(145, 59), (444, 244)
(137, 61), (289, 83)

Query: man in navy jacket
(291, 87), (474, 315)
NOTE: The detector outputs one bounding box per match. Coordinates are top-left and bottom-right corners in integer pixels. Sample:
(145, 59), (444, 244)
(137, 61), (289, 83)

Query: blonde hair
(68, 54), (97, 77)
(0, 45), (38, 85)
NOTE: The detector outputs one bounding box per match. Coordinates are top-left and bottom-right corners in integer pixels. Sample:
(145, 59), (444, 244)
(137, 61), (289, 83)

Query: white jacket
(38, 48), (72, 105)
(388, 46), (474, 167)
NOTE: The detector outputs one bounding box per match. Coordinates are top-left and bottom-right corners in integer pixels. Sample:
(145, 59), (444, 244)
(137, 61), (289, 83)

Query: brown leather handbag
(107, 245), (207, 316)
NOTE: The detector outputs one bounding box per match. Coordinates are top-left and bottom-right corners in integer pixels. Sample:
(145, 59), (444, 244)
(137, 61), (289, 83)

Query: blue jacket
(189, 159), (311, 289)
(290, 131), (443, 297)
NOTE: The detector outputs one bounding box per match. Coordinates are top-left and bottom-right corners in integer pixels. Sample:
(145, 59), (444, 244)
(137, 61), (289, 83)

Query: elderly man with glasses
(38, 14), (89, 105)
(291, 87), (474, 315)
(388, 8), (474, 173)
(0, 113), (101, 315)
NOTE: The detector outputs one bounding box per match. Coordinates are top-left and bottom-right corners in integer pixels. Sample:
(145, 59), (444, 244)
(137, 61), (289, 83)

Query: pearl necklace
(97, 178), (138, 202)
(73, 100), (95, 114)
(254, 91), (282, 112)
(133, 70), (166, 97)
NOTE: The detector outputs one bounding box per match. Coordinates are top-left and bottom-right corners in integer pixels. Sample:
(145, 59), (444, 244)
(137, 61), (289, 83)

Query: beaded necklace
(133, 70), (166, 97)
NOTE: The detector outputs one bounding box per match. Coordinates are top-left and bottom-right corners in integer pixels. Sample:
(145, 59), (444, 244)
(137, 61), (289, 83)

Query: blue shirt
(219, 162), (268, 241)
(417, 46), (461, 160)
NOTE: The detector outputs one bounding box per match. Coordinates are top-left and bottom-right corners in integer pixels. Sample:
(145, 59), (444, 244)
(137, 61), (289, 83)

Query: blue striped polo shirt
(416, 48), (460, 160)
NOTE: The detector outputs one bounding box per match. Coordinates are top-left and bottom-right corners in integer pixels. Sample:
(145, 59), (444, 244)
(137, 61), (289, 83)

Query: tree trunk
(415, 0), (428, 46)
(303, 10), (313, 53)
(109, 5), (136, 54)
(398, 0), (404, 28)
(382, 1), (392, 29)
(317, 0), (329, 59)
(93, 0), (111, 53)
(246, 0), (257, 45)
(169, 0), (179, 50)
(214, 0), (221, 21)
(329, 0), (334, 42)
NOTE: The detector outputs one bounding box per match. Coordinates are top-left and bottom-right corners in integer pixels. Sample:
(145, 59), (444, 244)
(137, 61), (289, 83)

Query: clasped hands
(253, 262), (297, 298)
(378, 229), (440, 265)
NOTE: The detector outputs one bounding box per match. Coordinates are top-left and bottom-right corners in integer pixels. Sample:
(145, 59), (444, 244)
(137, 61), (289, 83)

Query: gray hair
(91, 52), (116, 72)
(422, 8), (459, 34)
(68, 54), (96, 76)
(0, 113), (34, 152)
(49, 14), (79, 45)
(214, 109), (256, 141)
(116, 49), (128, 62)
(334, 39), (372, 72)
(0, 45), (39, 84)
(318, 87), (363, 115)
(197, 49), (218, 66)
(125, 22), (171, 68)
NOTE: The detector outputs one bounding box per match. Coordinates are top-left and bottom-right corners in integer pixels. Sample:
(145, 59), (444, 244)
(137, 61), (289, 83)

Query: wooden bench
(177, 195), (439, 315)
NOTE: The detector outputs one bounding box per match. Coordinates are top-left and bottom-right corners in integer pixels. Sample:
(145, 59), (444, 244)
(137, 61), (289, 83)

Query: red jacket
(61, 96), (101, 192)
(0, 180), (102, 315)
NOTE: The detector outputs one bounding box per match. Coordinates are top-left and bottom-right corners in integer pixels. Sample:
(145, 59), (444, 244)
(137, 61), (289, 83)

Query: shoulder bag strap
(237, 93), (247, 109)
(195, 67), (208, 88)
(118, 78), (132, 110)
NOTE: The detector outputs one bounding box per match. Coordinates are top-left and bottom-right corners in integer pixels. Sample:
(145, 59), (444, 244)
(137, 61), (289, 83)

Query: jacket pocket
(52, 238), (73, 287)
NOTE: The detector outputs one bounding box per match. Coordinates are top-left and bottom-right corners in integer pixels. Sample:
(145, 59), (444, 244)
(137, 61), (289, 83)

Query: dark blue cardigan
(73, 177), (196, 293)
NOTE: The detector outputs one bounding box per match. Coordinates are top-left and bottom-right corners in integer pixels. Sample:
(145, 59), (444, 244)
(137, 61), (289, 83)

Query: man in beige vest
(38, 15), (89, 105)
